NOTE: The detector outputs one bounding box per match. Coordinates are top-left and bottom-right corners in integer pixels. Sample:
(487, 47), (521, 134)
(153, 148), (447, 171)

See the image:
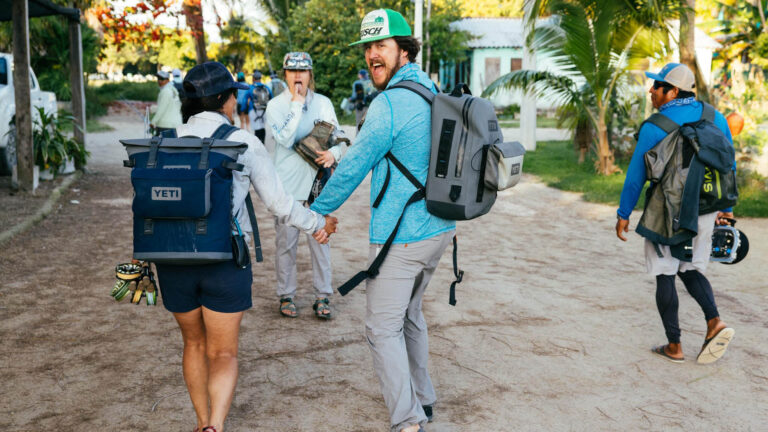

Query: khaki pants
(274, 215), (332, 299)
(365, 231), (454, 432)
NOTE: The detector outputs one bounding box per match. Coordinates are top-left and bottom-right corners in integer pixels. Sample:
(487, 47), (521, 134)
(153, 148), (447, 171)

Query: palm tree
(218, 14), (265, 73)
(484, 0), (680, 175)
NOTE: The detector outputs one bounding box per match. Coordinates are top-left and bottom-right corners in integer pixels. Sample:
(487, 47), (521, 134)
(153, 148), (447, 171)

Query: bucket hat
(183, 62), (250, 99)
(350, 9), (411, 46)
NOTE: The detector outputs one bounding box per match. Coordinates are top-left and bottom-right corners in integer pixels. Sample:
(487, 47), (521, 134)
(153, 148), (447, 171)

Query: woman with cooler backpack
(154, 61), (337, 432)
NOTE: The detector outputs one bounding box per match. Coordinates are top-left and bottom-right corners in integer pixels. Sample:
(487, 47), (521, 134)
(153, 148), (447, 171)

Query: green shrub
(526, 140), (768, 218)
(93, 81), (159, 102)
(30, 107), (89, 173)
(85, 86), (109, 119)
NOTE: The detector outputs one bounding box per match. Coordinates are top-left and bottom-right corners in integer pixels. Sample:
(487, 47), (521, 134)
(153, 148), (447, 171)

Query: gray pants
(365, 231), (454, 432)
(274, 216), (332, 299)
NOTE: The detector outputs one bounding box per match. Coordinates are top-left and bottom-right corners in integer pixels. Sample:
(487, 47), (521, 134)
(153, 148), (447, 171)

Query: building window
(485, 57), (500, 85)
(511, 58), (522, 72)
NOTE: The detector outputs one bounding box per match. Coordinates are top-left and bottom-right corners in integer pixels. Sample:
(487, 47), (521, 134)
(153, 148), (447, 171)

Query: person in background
(249, 70), (273, 144)
(270, 71), (287, 97)
(151, 70), (182, 135)
(235, 72), (252, 132)
(349, 69), (374, 128)
(615, 63), (736, 365)
(265, 52), (346, 320)
(172, 68), (186, 101)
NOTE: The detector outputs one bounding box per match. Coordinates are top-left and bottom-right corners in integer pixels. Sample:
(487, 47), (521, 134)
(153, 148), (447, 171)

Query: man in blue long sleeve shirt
(615, 63), (735, 365)
(310, 9), (454, 432)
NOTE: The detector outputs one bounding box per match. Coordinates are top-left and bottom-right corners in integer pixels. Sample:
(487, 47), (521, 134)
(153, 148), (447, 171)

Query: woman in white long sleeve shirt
(155, 62), (336, 432)
(265, 52), (346, 319)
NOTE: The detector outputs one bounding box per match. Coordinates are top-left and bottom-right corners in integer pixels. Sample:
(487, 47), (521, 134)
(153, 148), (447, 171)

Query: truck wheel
(0, 126), (17, 176)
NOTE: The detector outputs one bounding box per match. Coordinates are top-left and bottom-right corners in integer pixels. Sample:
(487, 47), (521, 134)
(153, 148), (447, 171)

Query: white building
(441, 18), (721, 109)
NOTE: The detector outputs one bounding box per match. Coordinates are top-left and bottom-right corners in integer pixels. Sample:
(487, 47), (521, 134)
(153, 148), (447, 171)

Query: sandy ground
(1, 112), (767, 431)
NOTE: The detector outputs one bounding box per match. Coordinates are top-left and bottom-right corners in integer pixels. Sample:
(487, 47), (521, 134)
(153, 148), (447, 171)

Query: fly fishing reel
(111, 262), (158, 305)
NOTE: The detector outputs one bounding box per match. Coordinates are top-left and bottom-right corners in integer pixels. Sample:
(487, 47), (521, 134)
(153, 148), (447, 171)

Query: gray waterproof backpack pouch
(338, 82), (524, 305)
(391, 82), (524, 220)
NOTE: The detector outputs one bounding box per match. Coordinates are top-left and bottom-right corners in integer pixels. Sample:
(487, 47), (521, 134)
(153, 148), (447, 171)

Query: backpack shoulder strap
(209, 122), (263, 263)
(210, 123), (239, 140)
(645, 113), (680, 135)
(700, 102), (716, 123)
(389, 80), (435, 105)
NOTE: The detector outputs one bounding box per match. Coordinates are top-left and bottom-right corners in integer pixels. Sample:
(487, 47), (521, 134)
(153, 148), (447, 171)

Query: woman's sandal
(279, 297), (298, 318)
(202, 427), (217, 432)
(313, 298), (332, 320)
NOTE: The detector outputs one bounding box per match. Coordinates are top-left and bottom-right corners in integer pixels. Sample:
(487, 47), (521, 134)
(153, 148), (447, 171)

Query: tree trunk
(595, 117), (618, 175)
(574, 118), (591, 164)
(12, 0), (35, 192)
(183, 0), (207, 64)
(680, 0), (711, 102)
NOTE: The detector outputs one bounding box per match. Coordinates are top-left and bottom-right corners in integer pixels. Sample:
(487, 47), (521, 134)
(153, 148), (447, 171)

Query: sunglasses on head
(285, 59), (311, 69)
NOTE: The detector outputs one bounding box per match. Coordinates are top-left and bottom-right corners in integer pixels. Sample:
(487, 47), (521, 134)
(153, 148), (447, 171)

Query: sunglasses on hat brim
(284, 59), (312, 69)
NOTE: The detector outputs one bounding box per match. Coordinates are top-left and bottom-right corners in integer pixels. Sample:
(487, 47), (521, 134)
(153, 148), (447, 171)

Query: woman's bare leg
(173, 308), (209, 430)
(203, 307), (244, 431)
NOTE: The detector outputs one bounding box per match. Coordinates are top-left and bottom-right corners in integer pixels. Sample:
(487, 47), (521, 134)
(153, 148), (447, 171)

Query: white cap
(645, 63), (695, 92)
(171, 68), (182, 78)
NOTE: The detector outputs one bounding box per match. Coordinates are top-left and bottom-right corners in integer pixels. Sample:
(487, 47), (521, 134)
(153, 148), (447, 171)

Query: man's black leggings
(656, 270), (719, 344)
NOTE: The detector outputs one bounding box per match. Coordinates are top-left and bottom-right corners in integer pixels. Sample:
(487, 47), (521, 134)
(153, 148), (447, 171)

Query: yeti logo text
(361, 27), (384, 38)
(152, 187), (182, 201)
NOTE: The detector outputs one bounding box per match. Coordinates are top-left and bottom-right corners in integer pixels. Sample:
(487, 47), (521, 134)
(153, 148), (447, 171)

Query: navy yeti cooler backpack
(121, 124), (261, 265)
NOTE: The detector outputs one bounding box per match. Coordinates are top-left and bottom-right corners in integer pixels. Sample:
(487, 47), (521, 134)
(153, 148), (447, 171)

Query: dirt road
(1, 113), (766, 431)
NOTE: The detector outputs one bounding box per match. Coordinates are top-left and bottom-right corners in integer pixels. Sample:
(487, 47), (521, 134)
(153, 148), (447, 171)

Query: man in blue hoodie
(616, 63), (735, 366)
(310, 9), (454, 432)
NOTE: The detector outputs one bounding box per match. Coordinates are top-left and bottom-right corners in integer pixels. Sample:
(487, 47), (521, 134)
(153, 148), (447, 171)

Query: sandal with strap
(202, 427), (217, 432)
(313, 298), (332, 320)
(279, 297), (298, 318)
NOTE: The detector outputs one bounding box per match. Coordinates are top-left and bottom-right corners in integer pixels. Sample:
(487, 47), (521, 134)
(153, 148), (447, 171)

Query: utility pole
(414, 0), (423, 69)
(425, 0), (432, 75)
(68, 8), (86, 168)
(520, 0), (537, 151)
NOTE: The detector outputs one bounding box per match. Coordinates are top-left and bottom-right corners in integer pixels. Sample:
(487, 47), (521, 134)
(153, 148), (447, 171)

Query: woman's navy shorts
(154, 261), (253, 313)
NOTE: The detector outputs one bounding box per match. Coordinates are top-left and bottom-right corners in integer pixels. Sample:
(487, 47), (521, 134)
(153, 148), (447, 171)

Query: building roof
(451, 18), (722, 51)
(450, 18), (526, 49)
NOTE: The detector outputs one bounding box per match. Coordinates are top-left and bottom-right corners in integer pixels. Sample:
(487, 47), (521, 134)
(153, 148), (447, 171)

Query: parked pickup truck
(0, 52), (58, 175)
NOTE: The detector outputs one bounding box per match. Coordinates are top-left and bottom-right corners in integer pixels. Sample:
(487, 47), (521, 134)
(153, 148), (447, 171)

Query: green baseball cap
(350, 9), (412, 46)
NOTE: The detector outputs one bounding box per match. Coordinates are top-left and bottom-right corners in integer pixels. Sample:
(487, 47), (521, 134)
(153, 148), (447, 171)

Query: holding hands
(313, 215), (338, 244)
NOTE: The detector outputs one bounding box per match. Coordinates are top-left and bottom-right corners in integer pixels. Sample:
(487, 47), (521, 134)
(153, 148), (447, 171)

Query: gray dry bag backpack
(338, 82), (525, 305)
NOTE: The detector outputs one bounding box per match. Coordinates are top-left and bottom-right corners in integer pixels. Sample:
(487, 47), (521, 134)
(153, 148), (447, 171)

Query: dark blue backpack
(121, 125), (263, 265)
